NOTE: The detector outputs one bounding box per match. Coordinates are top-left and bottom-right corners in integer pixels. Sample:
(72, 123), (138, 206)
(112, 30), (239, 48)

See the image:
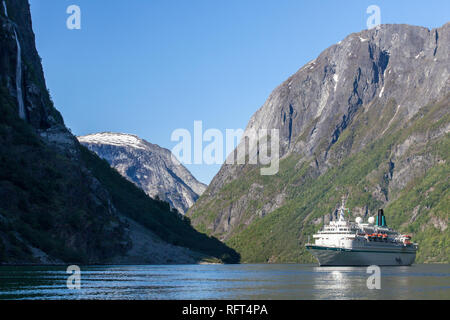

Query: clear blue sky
(28, 0), (449, 184)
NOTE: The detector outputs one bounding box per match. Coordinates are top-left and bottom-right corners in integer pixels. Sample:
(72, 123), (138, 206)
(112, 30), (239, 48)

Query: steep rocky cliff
(189, 23), (450, 263)
(0, 0), (238, 264)
(78, 132), (207, 214)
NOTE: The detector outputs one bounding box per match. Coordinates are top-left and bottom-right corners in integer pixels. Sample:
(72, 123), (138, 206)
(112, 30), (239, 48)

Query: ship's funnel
(377, 209), (384, 226)
(376, 209), (387, 227)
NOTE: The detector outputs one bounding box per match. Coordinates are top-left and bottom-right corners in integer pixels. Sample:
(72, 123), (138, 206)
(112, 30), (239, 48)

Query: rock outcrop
(78, 132), (207, 214)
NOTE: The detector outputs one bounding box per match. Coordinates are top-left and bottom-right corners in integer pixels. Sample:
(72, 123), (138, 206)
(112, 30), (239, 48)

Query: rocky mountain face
(78, 132), (207, 215)
(0, 0), (238, 264)
(189, 23), (450, 263)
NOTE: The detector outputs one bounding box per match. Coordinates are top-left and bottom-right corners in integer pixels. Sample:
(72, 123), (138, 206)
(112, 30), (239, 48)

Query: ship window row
(324, 228), (351, 231)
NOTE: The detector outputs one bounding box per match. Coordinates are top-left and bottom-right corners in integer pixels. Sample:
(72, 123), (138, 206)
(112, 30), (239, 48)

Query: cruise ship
(305, 198), (418, 266)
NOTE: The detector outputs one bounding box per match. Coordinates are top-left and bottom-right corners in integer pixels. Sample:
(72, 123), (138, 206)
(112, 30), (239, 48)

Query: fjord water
(0, 264), (448, 300)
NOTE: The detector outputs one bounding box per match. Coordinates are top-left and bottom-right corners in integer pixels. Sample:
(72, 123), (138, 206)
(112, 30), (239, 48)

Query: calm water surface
(0, 264), (448, 300)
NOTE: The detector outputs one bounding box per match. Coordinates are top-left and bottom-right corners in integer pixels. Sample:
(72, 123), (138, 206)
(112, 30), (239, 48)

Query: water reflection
(311, 267), (374, 299)
(0, 264), (448, 300)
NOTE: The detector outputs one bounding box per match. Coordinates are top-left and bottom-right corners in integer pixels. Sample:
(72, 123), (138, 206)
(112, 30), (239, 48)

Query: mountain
(188, 23), (450, 263)
(77, 132), (207, 215)
(0, 0), (238, 264)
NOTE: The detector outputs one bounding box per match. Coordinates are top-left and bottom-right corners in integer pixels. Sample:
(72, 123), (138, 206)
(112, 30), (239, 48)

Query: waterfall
(14, 29), (26, 120)
(2, 0), (7, 17)
(3, 0), (26, 120)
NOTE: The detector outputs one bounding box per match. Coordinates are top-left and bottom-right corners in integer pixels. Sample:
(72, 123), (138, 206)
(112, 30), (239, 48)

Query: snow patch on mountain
(78, 132), (147, 150)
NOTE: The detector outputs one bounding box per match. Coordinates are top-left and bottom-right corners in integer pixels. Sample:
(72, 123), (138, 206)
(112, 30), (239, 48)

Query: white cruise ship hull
(306, 245), (416, 266)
